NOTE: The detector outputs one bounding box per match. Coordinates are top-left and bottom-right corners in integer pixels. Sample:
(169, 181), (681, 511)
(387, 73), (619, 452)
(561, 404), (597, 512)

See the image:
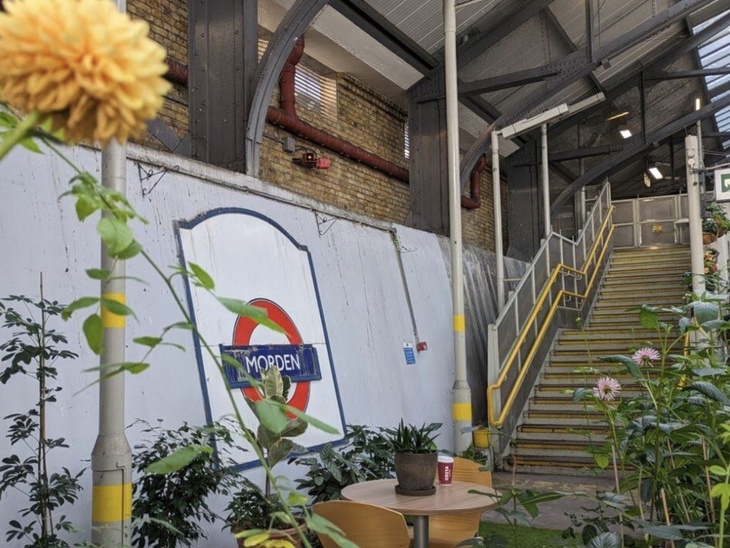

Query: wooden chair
(312, 500), (411, 548)
(427, 457), (494, 548)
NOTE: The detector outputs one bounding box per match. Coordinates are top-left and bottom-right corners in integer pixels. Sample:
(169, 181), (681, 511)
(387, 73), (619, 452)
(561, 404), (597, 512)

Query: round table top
(341, 478), (498, 516)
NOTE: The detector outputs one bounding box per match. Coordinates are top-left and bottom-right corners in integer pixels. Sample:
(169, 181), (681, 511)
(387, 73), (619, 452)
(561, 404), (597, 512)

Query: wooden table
(341, 478), (498, 548)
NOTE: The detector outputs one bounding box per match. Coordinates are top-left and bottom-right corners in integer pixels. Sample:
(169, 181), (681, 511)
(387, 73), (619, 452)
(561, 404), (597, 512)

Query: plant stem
(38, 274), (52, 539)
(0, 110), (42, 161)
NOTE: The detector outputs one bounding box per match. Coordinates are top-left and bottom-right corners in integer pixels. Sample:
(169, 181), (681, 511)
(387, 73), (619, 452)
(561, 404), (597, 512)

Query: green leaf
(286, 406), (340, 435)
(640, 525), (685, 541)
(638, 305), (659, 330)
(133, 336), (163, 348)
(62, 296), (99, 320)
(254, 399), (288, 434)
(263, 366), (284, 399)
(97, 217), (134, 256)
(709, 465), (727, 476)
(100, 297), (135, 318)
(0, 112), (17, 128)
(105, 362), (150, 375)
(587, 532), (622, 548)
(692, 301), (719, 326)
(189, 262), (215, 290)
(600, 355), (641, 379)
(75, 195), (98, 221)
(217, 297), (285, 334)
(594, 453), (609, 469)
(19, 136), (41, 153)
(687, 381), (729, 404)
(145, 444), (212, 474)
(678, 316), (692, 334)
(267, 438), (295, 468)
(281, 417), (308, 438)
(115, 240), (142, 260)
(83, 314), (103, 355)
(572, 387), (589, 402)
(86, 268), (111, 281)
(287, 492), (308, 506)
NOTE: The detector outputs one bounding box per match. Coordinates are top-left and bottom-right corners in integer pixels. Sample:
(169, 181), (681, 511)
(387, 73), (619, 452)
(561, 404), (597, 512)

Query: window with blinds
(258, 38), (338, 122)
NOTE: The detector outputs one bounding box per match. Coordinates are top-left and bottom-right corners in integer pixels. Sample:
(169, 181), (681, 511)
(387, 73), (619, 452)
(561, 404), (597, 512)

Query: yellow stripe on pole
(453, 314), (465, 332)
(452, 402), (472, 421)
(92, 483), (132, 523)
(101, 293), (126, 328)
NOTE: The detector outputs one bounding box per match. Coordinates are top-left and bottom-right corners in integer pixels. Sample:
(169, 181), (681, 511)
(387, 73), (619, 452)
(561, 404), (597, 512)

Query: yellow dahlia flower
(0, 0), (171, 145)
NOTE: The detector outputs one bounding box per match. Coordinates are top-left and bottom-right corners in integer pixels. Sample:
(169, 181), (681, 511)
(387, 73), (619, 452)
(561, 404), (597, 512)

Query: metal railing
(486, 182), (614, 443)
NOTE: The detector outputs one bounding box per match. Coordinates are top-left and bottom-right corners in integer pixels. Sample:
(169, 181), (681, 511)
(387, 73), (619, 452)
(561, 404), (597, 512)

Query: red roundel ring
(232, 298), (310, 412)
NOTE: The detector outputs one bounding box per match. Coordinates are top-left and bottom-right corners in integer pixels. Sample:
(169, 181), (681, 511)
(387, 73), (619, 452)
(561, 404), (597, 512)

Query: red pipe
(461, 155), (486, 209)
(163, 50), (484, 206)
(165, 59), (188, 86)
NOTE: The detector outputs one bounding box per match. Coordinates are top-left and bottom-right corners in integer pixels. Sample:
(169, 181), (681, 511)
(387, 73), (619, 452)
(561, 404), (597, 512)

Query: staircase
(507, 245), (691, 471)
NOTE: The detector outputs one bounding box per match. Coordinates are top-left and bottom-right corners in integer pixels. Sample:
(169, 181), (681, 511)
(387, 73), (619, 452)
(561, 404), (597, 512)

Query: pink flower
(632, 347), (660, 367)
(593, 377), (621, 401)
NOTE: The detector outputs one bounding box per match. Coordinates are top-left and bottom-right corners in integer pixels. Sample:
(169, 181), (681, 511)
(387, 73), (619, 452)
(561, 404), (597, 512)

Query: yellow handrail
(487, 208), (615, 427)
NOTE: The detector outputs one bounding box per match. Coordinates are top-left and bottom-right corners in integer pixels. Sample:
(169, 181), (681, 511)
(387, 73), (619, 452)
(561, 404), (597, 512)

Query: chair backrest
(312, 500), (411, 548)
(452, 456), (493, 487)
(427, 457), (494, 548)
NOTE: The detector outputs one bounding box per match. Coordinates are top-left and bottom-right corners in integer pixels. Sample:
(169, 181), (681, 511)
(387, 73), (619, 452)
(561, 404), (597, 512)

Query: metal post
(686, 135), (705, 294)
(541, 124), (551, 239)
(444, 0), (471, 452)
(91, 119), (132, 547)
(492, 131), (505, 311)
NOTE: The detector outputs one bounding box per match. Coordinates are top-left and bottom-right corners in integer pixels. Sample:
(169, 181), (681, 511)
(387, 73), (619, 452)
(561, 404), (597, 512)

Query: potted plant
(708, 202), (730, 236)
(225, 366), (309, 547)
(385, 420), (441, 496)
(702, 213), (718, 243)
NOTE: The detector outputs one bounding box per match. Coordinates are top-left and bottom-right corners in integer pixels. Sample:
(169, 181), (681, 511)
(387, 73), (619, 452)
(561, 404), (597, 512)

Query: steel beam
(457, 0), (557, 68)
(245, 0), (330, 177)
(549, 144), (624, 162)
(459, 67), (559, 96)
(646, 68), (730, 80)
(330, 0), (438, 73)
(460, 0), (721, 188)
(550, 92), (730, 216)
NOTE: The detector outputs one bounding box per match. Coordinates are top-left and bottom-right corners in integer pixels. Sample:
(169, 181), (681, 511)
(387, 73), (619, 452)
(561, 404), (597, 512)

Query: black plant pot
(393, 452), (437, 496)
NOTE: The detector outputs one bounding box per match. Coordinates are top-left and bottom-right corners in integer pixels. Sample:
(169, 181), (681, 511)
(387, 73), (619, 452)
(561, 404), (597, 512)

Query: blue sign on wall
(220, 344), (322, 389)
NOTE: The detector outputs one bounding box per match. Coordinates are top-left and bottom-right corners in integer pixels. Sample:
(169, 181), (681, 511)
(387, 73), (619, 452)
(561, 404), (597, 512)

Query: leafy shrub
(0, 295), (85, 548)
(131, 420), (238, 547)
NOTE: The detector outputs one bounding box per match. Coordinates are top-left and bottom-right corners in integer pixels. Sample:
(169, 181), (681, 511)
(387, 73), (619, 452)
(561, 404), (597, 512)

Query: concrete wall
(0, 143), (523, 545)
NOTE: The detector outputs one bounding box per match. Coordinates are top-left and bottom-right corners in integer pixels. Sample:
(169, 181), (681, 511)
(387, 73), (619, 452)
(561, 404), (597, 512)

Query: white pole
(444, 0), (471, 453)
(686, 135), (705, 294)
(541, 124), (551, 238)
(91, 2), (132, 541)
(492, 131), (505, 310)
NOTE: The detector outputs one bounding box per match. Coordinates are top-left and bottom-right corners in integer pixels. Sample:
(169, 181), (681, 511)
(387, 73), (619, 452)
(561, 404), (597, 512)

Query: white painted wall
(0, 143), (470, 546)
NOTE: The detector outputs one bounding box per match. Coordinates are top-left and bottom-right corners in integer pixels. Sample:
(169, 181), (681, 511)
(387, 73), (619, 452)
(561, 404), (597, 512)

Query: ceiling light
(606, 111), (629, 121)
(644, 173), (652, 187)
(695, 97), (702, 111)
(619, 128), (632, 139)
(648, 166), (663, 180)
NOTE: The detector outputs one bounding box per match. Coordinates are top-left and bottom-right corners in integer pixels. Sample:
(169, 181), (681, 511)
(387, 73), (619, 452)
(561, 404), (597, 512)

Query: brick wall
(128, 0), (188, 148)
(125, 2), (505, 250)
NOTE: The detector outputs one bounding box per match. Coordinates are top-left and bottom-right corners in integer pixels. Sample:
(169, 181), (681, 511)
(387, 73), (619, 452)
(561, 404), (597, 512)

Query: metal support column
(444, 0), (471, 452)
(686, 135), (705, 294)
(91, 79), (132, 547)
(541, 124), (551, 238)
(492, 131), (505, 311)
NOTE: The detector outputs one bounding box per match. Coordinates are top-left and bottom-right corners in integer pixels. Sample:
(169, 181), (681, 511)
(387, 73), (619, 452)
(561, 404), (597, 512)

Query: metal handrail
(487, 208), (615, 427)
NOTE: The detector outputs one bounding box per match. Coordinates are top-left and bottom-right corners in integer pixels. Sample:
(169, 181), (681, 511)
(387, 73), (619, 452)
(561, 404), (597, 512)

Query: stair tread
(505, 245), (689, 471)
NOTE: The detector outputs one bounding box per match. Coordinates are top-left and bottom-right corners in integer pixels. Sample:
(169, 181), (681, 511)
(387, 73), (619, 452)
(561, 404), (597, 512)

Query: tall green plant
(0, 294), (85, 547)
(131, 420), (239, 548)
(574, 296), (730, 546)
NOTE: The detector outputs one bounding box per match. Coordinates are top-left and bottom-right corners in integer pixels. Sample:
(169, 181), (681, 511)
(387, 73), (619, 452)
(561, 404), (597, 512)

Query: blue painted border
(174, 207), (348, 470)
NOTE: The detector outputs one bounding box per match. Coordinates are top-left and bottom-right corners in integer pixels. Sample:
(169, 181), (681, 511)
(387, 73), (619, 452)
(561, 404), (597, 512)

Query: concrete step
(505, 454), (597, 469)
(516, 430), (607, 442)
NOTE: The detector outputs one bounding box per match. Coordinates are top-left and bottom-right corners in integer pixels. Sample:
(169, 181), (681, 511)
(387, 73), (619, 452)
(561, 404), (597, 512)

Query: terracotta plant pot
(703, 232), (717, 245)
(393, 452), (438, 494)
